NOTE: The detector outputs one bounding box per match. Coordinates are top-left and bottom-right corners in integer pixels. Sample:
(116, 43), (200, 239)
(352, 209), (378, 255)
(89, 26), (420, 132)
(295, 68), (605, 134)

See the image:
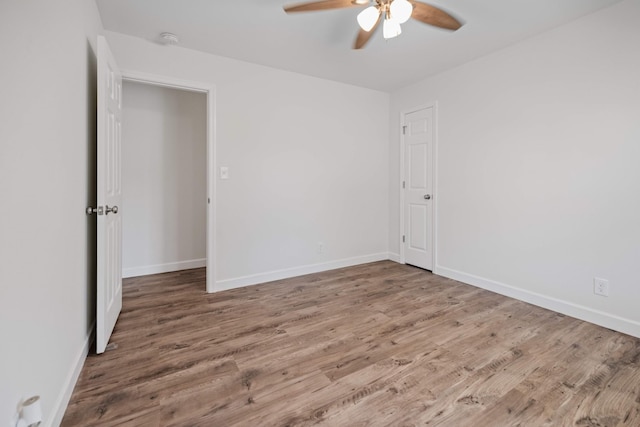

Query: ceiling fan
(283, 0), (463, 49)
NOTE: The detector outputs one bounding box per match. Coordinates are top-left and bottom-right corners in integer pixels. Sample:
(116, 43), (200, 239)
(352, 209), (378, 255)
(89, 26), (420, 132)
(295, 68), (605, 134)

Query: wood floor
(62, 261), (640, 426)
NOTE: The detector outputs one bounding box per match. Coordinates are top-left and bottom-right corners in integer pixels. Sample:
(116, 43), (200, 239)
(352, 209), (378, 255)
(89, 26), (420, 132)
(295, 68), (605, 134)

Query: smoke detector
(160, 32), (179, 46)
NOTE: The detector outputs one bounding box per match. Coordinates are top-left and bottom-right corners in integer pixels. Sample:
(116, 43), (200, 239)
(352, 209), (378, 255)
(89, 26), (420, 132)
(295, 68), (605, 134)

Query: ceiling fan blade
(410, 1), (462, 31)
(353, 13), (381, 49)
(284, 0), (359, 13)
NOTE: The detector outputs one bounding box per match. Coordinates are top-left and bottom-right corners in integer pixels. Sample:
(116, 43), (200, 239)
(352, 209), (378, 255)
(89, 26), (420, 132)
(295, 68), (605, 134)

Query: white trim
(436, 265), (640, 339)
(122, 258), (207, 278)
(120, 69), (217, 293)
(399, 112), (405, 264)
(388, 252), (402, 263)
(122, 70), (210, 93)
(50, 323), (95, 427)
(207, 84), (217, 294)
(432, 102), (439, 271)
(214, 253), (390, 292)
(399, 102), (438, 270)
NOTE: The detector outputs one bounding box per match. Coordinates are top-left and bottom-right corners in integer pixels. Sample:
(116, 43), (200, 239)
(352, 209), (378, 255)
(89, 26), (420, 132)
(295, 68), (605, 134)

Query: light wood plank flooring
(62, 261), (640, 426)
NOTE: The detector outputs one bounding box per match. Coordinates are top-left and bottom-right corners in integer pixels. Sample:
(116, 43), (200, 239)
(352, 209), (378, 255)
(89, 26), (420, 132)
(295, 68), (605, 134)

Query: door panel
(403, 107), (433, 270)
(409, 204), (427, 251)
(409, 144), (427, 188)
(96, 36), (123, 354)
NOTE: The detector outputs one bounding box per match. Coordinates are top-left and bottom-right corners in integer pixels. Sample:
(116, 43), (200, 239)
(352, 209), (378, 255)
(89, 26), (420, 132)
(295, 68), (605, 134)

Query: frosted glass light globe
(390, 0), (413, 24)
(383, 17), (402, 39)
(357, 6), (380, 32)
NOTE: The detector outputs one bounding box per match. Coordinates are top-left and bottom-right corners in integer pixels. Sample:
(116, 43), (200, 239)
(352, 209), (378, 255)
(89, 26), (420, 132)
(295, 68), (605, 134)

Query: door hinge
(402, 125), (407, 135)
(402, 181), (405, 189)
(402, 235), (405, 243)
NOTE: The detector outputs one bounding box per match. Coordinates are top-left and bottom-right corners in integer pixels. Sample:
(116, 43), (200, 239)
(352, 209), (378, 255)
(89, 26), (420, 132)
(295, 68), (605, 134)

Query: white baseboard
(50, 322), (94, 427)
(388, 252), (401, 263)
(123, 258), (206, 278)
(435, 265), (640, 339)
(213, 253), (391, 292)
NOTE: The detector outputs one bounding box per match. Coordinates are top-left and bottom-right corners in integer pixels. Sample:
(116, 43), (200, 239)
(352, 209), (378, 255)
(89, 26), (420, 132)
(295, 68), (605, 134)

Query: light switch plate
(220, 166), (229, 180)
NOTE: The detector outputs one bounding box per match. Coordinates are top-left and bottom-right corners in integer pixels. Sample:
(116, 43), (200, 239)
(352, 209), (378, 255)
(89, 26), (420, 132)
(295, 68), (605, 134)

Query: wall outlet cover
(594, 277), (610, 297)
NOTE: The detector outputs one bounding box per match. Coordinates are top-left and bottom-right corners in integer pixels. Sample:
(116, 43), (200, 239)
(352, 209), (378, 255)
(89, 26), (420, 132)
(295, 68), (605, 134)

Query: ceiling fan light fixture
(160, 32), (179, 45)
(383, 17), (402, 39)
(357, 6), (380, 32)
(283, 0), (463, 49)
(390, 0), (413, 24)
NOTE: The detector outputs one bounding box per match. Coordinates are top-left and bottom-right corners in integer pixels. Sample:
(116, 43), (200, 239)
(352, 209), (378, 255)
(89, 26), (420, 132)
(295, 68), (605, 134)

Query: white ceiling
(95, 0), (621, 92)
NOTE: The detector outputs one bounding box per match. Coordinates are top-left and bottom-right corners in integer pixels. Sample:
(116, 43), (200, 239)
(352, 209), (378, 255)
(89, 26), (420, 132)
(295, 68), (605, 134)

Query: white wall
(105, 32), (391, 289)
(0, 0), (104, 425)
(390, 0), (640, 336)
(122, 82), (207, 277)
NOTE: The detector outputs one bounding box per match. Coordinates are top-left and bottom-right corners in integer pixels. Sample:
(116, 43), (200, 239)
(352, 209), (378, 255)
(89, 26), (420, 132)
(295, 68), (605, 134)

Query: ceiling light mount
(160, 32), (179, 46)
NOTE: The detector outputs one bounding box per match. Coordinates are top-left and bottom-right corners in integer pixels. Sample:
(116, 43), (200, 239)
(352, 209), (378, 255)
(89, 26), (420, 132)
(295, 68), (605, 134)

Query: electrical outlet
(594, 277), (610, 297)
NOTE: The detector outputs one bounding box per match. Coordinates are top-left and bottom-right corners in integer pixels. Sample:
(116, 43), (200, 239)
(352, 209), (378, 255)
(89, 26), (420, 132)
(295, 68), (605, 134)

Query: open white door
(95, 36), (123, 354)
(402, 106), (434, 271)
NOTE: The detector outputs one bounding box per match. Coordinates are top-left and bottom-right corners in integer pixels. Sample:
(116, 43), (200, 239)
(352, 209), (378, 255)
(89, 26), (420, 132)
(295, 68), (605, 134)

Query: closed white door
(96, 36), (123, 354)
(402, 106), (434, 270)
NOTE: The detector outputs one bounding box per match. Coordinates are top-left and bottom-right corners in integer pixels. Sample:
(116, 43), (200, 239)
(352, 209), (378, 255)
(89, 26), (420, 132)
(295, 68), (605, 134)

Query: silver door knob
(424, 194), (431, 200)
(86, 206), (103, 215)
(105, 205), (119, 215)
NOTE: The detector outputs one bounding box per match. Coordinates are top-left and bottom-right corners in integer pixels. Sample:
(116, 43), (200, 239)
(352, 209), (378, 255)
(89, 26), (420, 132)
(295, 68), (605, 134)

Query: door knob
(105, 205), (119, 215)
(86, 206), (103, 215)
(424, 194), (431, 200)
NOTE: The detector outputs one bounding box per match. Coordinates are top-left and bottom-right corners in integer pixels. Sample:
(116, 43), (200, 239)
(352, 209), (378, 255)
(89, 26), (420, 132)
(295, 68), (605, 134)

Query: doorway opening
(121, 72), (216, 292)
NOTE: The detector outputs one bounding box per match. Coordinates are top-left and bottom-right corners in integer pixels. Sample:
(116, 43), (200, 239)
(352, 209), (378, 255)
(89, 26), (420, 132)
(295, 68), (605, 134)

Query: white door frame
(121, 70), (217, 293)
(399, 102), (438, 272)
